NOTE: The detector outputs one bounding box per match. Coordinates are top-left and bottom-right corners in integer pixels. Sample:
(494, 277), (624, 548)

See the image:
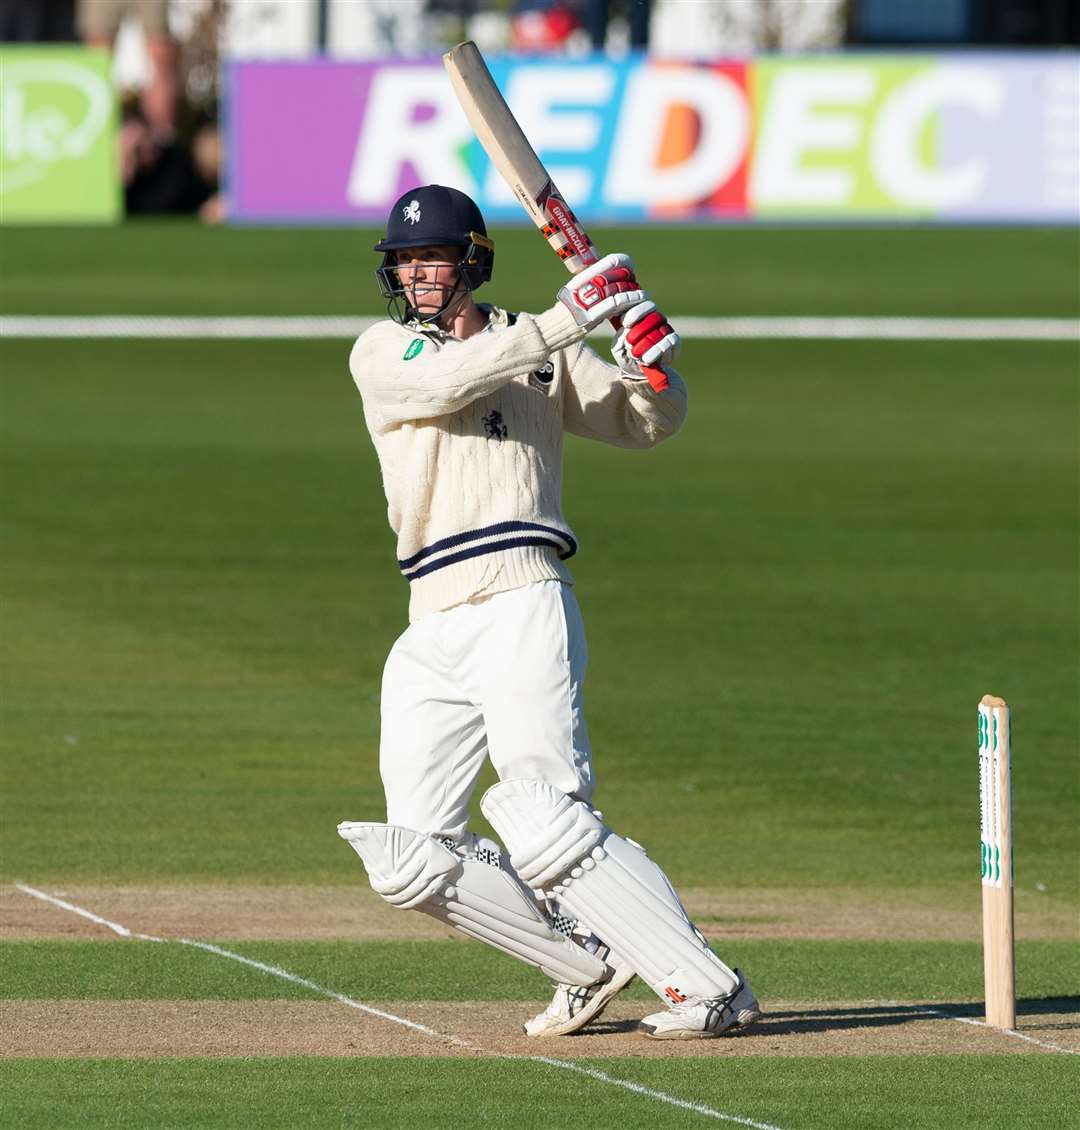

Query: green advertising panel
(1, 47), (120, 224)
(751, 57), (937, 217)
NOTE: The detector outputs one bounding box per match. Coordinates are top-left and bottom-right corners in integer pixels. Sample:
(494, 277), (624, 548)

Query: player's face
(394, 245), (462, 313)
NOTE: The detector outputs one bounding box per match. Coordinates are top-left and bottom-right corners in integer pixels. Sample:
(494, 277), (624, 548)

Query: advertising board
(0, 47), (120, 225)
(226, 54), (1079, 225)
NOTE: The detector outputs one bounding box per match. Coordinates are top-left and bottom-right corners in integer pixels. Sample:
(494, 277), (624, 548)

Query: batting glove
(611, 301), (681, 378)
(557, 253), (649, 332)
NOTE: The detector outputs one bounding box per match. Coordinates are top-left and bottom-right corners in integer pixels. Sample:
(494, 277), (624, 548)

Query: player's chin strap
(395, 293), (463, 328)
(481, 779), (738, 1005)
(336, 821), (607, 988)
(386, 271), (474, 328)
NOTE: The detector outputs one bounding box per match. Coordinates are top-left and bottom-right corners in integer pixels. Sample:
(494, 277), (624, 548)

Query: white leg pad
(337, 821), (607, 987)
(480, 779), (738, 1003)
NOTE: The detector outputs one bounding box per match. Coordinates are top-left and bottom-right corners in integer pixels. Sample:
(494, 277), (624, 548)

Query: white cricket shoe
(524, 948), (637, 1037)
(638, 970), (761, 1040)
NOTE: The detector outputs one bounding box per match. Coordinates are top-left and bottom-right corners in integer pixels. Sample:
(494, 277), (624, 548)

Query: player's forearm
(622, 367), (688, 446)
(355, 305), (583, 427)
(563, 344), (688, 449)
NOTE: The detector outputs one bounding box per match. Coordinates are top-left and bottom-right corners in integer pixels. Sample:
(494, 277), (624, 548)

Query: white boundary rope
(1, 315), (1076, 341)
(12, 882), (785, 1129)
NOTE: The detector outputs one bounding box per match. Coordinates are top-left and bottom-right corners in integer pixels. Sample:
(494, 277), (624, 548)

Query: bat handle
(642, 364), (670, 393)
(609, 315), (670, 393)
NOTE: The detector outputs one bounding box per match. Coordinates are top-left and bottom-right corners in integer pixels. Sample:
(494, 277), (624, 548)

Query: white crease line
(13, 882), (161, 941)
(13, 882), (467, 1047)
(13, 883), (783, 1129)
(877, 1000), (1078, 1056)
(175, 939), (472, 1049)
(1, 315), (1077, 342)
(531, 1057), (783, 1129)
(920, 1007), (1080, 1057)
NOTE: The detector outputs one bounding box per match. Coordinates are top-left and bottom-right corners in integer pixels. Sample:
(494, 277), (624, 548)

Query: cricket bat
(442, 41), (669, 393)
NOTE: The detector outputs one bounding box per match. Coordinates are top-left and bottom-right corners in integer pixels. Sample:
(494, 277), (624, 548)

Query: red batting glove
(613, 300), (681, 375)
(557, 253), (648, 331)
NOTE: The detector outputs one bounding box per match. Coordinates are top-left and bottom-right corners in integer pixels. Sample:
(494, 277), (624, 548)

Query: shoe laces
(669, 984), (738, 1017)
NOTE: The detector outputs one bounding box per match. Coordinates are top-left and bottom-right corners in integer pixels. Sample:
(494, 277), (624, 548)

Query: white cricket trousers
(379, 580), (594, 840)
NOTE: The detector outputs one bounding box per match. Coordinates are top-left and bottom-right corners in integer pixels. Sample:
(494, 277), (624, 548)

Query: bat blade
(442, 40), (669, 392)
(443, 40), (599, 273)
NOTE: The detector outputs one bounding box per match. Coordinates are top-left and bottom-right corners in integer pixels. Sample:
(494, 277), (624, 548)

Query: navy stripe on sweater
(399, 524), (578, 583)
(402, 536), (569, 583)
(397, 520), (577, 572)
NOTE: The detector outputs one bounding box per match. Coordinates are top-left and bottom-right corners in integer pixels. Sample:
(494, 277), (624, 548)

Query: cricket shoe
(524, 947), (637, 1037)
(638, 970), (760, 1040)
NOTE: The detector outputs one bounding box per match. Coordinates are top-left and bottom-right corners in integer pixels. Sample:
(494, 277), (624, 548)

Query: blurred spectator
(510, 0), (581, 52)
(175, 0), (225, 117)
(848, 0), (1079, 45)
(0, 0), (76, 41)
(191, 119), (226, 223)
(78, 0), (179, 140)
(120, 103), (219, 217)
(585, 0), (649, 50)
(425, 0), (480, 46)
(652, 0), (843, 55)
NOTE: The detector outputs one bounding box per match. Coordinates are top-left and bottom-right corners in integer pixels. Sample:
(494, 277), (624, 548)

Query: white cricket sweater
(349, 302), (688, 622)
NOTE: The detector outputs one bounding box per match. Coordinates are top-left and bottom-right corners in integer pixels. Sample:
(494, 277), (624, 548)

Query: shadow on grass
(583, 997), (1079, 1038)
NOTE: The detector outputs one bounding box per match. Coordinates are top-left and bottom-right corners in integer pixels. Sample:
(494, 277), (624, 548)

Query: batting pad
(481, 780), (738, 1003)
(337, 821), (607, 987)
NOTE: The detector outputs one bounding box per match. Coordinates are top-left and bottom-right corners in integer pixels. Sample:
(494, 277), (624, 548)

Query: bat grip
(609, 315), (670, 393)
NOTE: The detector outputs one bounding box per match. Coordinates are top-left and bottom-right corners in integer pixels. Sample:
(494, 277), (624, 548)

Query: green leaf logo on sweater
(403, 338), (425, 361)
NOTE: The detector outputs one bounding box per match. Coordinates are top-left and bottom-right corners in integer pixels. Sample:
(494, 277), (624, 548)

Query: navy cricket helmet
(374, 184), (495, 296)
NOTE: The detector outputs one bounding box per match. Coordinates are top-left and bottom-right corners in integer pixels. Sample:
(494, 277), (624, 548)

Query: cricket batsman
(338, 184), (759, 1039)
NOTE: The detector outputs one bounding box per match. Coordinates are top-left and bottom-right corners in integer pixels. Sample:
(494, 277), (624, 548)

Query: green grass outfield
(2, 339), (1076, 893)
(1, 223), (1077, 1129)
(2, 223), (1078, 317)
(3, 1057), (1078, 1130)
(5, 938), (1079, 1002)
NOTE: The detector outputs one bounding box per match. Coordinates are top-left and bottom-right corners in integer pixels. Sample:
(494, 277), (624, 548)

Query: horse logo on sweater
(482, 410), (508, 440)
